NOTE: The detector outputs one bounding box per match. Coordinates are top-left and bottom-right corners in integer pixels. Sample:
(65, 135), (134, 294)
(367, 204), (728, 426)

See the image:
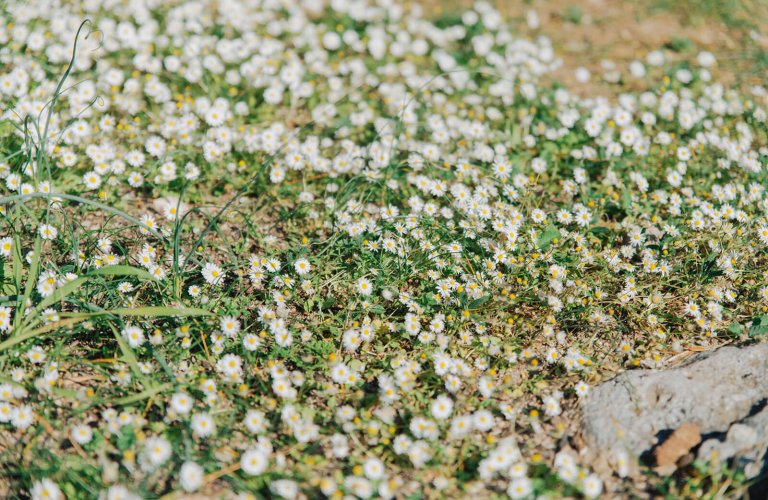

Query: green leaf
(621, 190), (632, 210)
(116, 424), (136, 451)
(1, 306), (210, 354)
(28, 276), (87, 317)
(748, 316), (768, 337)
(88, 265), (154, 280)
(113, 383), (173, 406)
(0, 192), (168, 241)
(368, 304), (385, 314)
(20, 265), (155, 332)
(12, 226), (22, 295)
(321, 296), (335, 310)
(1, 261), (15, 297)
(17, 235), (42, 331)
(109, 306), (212, 317)
(537, 225), (561, 250)
(62, 306), (212, 318)
(468, 294), (491, 310)
(727, 322), (743, 335)
(0, 317), (85, 353)
(107, 322), (146, 386)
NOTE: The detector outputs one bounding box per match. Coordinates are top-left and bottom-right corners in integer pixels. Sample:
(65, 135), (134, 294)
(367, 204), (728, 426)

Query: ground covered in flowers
(1, 0), (767, 498)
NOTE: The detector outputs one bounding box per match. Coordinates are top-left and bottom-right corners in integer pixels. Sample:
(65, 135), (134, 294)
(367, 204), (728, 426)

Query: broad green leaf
(748, 316), (768, 337)
(537, 225), (561, 250)
(727, 322), (743, 336)
(621, 190), (632, 210)
(88, 265), (154, 280)
(468, 294), (491, 310)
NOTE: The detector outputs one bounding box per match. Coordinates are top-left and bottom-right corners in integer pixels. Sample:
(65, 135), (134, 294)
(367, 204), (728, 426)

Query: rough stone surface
(581, 343), (768, 475)
(698, 405), (768, 478)
(653, 422), (700, 471)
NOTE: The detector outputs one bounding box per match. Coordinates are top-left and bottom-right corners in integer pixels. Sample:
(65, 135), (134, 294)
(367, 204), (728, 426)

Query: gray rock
(580, 343), (768, 475)
(698, 405), (768, 478)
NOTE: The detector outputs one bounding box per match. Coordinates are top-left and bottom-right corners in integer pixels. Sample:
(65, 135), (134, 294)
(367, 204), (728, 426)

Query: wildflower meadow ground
(0, 0), (767, 498)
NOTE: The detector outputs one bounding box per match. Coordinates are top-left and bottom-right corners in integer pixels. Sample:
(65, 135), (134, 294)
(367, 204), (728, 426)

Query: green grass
(650, 0), (766, 28)
(0, 1), (767, 499)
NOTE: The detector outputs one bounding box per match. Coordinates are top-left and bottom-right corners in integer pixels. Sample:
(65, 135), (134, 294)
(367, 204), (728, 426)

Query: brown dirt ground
(410, 0), (768, 95)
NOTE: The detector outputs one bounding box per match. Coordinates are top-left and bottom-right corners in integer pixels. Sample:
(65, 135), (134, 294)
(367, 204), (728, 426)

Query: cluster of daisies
(0, 0), (767, 498)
